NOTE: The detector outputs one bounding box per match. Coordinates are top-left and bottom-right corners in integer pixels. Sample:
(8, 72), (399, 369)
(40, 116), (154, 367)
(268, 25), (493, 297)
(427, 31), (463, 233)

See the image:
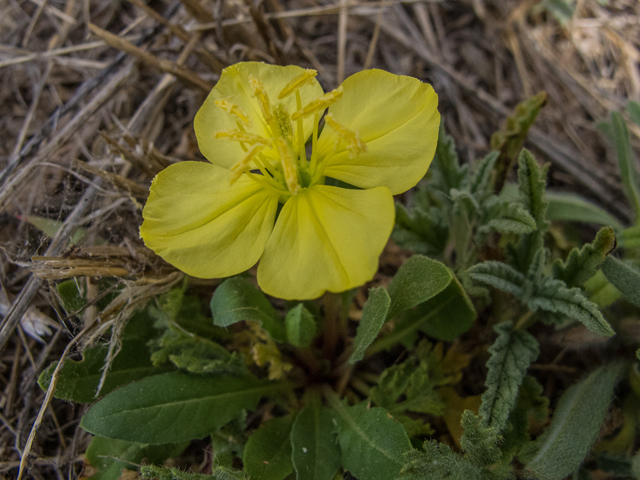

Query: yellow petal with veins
(257, 185), (394, 300)
(141, 161), (279, 278)
(317, 69), (440, 195)
(195, 62), (324, 170)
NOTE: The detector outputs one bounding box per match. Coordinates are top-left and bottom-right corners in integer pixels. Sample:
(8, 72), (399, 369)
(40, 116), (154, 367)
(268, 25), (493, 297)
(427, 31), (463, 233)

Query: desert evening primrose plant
(140, 62), (440, 300)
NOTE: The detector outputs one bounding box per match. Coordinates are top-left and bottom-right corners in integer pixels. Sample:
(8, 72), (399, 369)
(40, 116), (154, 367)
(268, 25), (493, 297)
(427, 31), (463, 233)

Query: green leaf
(491, 93), (547, 192)
(432, 124), (468, 193)
(470, 152), (499, 195)
(542, 0), (575, 24)
(285, 304), (316, 348)
(393, 202), (449, 256)
(57, 279), (87, 315)
(328, 398), (412, 480)
(22, 214), (88, 244)
(38, 340), (167, 403)
(522, 363), (625, 480)
(468, 261), (526, 297)
(627, 101), (640, 127)
(527, 277), (614, 336)
(601, 256), (640, 306)
(370, 277), (476, 352)
(460, 410), (502, 467)
(480, 200), (537, 236)
(584, 269), (622, 307)
(349, 287), (391, 364)
(290, 402), (341, 480)
(552, 227), (617, 288)
(150, 330), (246, 376)
(85, 437), (187, 480)
(517, 149), (549, 232)
(211, 277), (285, 342)
(386, 255), (453, 319)
(620, 225), (640, 249)
(140, 465), (248, 480)
(400, 441), (482, 480)
(545, 192), (623, 229)
(479, 322), (539, 433)
(243, 415), (294, 480)
(80, 372), (285, 444)
(611, 111), (640, 222)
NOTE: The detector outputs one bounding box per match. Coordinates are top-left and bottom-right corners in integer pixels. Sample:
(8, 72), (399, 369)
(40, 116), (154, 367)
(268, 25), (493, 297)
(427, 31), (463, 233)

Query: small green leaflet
(140, 465), (248, 480)
(349, 287), (390, 364)
(610, 111), (640, 223)
(386, 255), (452, 319)
(522, 363), (625, 480)
(290, 402), (341, 480)
(601, 256), (640, 307)
(38, 340), (168, 403)
(285, 304), (316, 347)
(211, 277), (286, 342)
(80, 371), (285, 444)
(85, 436), (188, 480)
(432, 123), (468, 194)
(243, 416), (294, 480)
(552, 227), (616, 288)
(545, 192), (623, 229)
(459, 411), (503, 468)
(479, 322), (539, 433)
(468, 262), (526, 297)
(329, 400), (412, 480)
(400, 441), (481, 480)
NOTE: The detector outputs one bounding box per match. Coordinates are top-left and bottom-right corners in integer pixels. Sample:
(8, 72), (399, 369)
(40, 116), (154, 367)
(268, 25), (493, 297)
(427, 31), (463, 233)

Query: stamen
(278, 69), (318, 99)
(249, 75), (273, 125)
(291, 86), (343, 120)
(324, 113), (368, 157)
(276, 138), (300, 194)
(215, 99), (251, 126)
(230, 144), (267, 184)
(215, 130), (271, 146)
(272, 104), (293, 143)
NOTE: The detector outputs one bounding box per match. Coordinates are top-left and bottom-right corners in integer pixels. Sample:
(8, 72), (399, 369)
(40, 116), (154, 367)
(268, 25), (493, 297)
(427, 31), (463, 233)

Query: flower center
(213, 69), (367, 200)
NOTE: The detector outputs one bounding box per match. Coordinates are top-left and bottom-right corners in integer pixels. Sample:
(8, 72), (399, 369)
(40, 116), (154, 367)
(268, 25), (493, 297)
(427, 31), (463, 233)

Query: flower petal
(195, 62), (324, 169)
(141, 161), (279, 278)
(316, 69), (440, 195)
(257, 185), (394, 300)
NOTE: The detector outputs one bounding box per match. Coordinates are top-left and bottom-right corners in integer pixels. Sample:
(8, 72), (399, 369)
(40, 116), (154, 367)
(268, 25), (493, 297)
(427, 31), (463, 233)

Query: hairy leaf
(290, 402), (341, 480)
(552, 227), (617, 288)
(243, 415), (294, 480)
(399, 441), (481, 480)
(393, 202), (449, 256)
(39, 340), (168, 403)
(545, 192), (623, 229)
(491, 93), (547, 192)
(460, 411), (503, 468)
(470, 152), (499, 195)
(619, 225), (640, 249)
(480, 200), (537, 237)
(468, 261), (526, 297)
(386, 255), (452, 319)
(140, 465), (248, 480)
(432, 124), (469, 194)
(211, 277), (285, 342)
(80, 372), (284, 444)
(517, 149), (549, 232)
(85, 437), (187, 480)
(329, 400), (412, 480)
(349, 287), (391, 364)
(601, 256), (640, 306)
(527, 277), (614, 336)
(479, 322), (539, 433)
(285, 304), (316, 347)
(522, 363), (624, 480)
(611, 111), (640, 222)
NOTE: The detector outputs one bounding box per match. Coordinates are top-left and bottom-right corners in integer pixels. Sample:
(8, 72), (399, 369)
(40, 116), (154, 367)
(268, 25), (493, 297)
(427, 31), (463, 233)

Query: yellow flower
(140, 62), (440, 300)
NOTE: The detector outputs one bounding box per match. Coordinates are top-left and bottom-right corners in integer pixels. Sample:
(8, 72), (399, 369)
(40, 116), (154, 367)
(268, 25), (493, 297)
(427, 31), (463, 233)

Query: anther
(278, 69), (318, 99)
(230, 144), (266, 184)
(324, 114), (368, 157)
(273, 104), (293, 143)
(276, 138), (300, 194)
(291, 86), (343, 121)
(215, 99), (251, 126)
(214, 130), (271, 146)
(249, 75), (273, 125)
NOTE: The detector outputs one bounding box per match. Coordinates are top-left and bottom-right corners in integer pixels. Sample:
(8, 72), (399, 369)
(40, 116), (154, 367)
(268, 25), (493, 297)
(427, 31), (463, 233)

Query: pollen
(214, 130), (271, 146)
(273, 104), (293, 143)
(278, 69), (318, 99)
(276, 138), (300, 194)
(249, 75), (273, 125)
(324, 114), (368, 157)
(229, 144), (266, 184)
(214, 99), (251, 126)
(291, 86), (343, 121)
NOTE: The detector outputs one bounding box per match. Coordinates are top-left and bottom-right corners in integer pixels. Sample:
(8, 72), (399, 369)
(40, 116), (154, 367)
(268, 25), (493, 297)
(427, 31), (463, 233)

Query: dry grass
(0, 0), (639, 477)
